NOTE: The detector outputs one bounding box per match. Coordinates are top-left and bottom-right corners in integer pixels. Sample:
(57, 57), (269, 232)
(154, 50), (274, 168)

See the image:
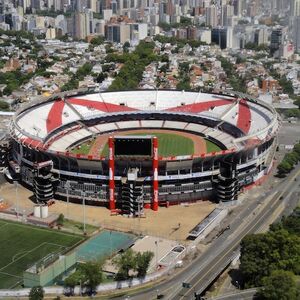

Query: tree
(179, 16), (192, 26)
(90, 35), (104, 46)
(285, 152), (299, 165)
(57, 213), (64, 226)
(113, 249), (136, 280)
(293, 143), (300, 155)
(29, 286), (44, 300)
(270, 207), (300, 237)
(0, 100), (10, 111)
(277, 160), (292, 175)
(239, 229), (300, 287)
(135, 251), (154, 277)
(158, 22), (172, 31)
(64, 262), (103, 294)
(256, 270), (299, 300)
(123, 41), (130, 53)
(95, 72), (107, 83)
(79, 261), (103, 292)
(283, 108), (300, 118)
(108, 40), (156, 91)
(64, 271), (79, 288)
(279, 76), (294, 96)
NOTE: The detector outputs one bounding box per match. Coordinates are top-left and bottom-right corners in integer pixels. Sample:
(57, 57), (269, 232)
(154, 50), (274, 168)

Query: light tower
(152, 136), (159, 211)
(108, 136), (115, 210)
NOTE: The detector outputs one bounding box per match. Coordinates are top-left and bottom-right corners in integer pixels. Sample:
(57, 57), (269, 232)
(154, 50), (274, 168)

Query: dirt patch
(0, 181), (215, 242)
(88, 129), (207, 156)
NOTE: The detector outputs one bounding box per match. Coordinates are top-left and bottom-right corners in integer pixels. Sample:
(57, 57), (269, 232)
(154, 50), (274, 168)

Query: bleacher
(117, 120), (141, 129)
(163, 120), (188, 129)
(140, 120), (164, 128)
(14, 91), (279, 156)
(48, 128), (92, 151)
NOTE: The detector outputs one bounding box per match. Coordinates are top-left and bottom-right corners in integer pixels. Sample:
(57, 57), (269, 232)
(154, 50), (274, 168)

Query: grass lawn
(0, 220), (84, 289)
(101, 132), (194, 157)
(70, 139), (95, 155)
(205, 139), (222, 153)
(62, 219), (99, 235)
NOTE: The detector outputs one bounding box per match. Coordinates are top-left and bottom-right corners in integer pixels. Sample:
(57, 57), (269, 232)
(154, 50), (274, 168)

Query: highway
(115, 166), (300, 300)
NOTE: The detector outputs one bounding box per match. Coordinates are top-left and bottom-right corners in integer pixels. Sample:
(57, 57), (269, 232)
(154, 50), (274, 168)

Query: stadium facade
(5, 90), (280, 215)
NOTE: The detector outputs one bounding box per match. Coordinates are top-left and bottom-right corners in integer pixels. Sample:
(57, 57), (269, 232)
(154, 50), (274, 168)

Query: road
(115, 166), (300, 300)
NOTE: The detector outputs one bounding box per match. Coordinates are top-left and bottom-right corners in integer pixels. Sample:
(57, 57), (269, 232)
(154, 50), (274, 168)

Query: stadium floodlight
(81, 190), (86, 234)
(65, 181), (70, 219)
(155, 240), (158, 267)
(14, 181), (19, 219)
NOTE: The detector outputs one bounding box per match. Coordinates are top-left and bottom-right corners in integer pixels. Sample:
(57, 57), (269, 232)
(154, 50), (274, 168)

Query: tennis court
(76, 230), (136, 262)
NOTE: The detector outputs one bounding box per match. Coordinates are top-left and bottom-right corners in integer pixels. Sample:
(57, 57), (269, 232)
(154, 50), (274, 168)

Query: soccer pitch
(101, 132), (195, 156)
(0, 220), (84, 289)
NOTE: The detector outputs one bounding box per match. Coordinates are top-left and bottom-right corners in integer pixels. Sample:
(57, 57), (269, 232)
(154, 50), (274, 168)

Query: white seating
(117, 121), (141, 129)
(140, 120), (164, 128)
(163, 121), (187, 129)
(48, 128), (91, 151)
(93, 123), (118, 133)
(185, 123), (208, 133)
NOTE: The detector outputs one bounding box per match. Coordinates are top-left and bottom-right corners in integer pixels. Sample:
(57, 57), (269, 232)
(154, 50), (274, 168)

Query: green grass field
(71, 139), (95, 155)
(205, 140), (222, 153)
(101, 132), (194, 156)
(70, 133), (222, 157)
(0, 220), (84, 289)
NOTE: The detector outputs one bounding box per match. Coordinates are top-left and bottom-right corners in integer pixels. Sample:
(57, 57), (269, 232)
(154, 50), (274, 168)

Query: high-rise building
(88, 0), (97, 12)
(232, 0), (242, 16)
(254, 27), (269, 46)
(206, 4), (218, 27)
(270, 26), (284, 57)
(221, 4), (234, 26)
(105, 22), (130, 43)
(73, 9), (92, 39)
(293, 16), (300, 51)
(211, 27), (233, 49)
(291, 0), (300, 16)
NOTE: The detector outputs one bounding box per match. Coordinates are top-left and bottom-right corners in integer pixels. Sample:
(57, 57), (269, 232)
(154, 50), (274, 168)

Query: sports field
(71, 140), (95, 155)
(71, 131), (222, 157)
(76, 230), (135, 262)
(102, 132), (194, 156)
(0, 220), (84, 289)
(206, 140), (222, 153)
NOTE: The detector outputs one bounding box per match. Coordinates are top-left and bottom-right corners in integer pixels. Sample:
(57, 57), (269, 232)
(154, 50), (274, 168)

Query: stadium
(6, 89), (280, 215)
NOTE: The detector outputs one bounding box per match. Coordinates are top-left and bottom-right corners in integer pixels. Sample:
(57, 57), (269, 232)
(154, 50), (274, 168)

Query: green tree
(90, 36), (105, 46)
(179, 16), (192, 25)
(79, 261), (103, 291)
(271, 209), (300, 236)
(57, 213), (64, 226)
(240, 229), (300, 287)
(29, 286), (44, 300)
(113, 249), (136, 280)
(0, 100), (10, 111)
(279, 76), (294, 95)
(256, 270), (299, 300)
(283, 108), (300, 118)
(293, 143), (300, 155)
(64, 271), (80, 288)
(108, 40), (157, 91)
(158, 22), (172, 31)
(135, 251), (154, 277)
(277, 160), (293, 175)
(123, 41), (130, 53)
(285, 152), (299, 165)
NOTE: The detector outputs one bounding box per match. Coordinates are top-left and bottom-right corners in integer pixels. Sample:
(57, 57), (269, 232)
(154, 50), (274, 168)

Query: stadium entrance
(109, 136), (159, 215)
